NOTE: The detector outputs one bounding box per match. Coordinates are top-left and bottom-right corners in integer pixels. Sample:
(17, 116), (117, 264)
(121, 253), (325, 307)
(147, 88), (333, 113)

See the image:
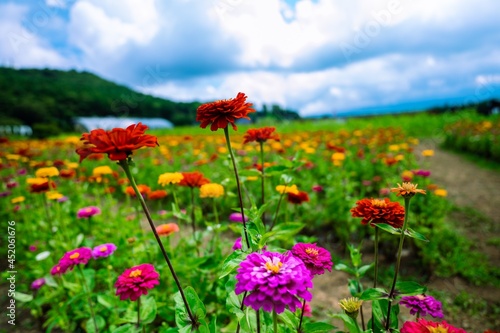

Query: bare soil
(311, 140), (500, 331)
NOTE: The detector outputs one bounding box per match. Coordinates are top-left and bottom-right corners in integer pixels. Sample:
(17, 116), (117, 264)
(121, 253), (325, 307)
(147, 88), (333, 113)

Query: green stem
(385, 196), (411, 330)
(77, 265), (98, 333)
(224, 127), (250, 249)
(118, 160), (197, 328)
(212, 198), (219, 225)
(374, 226), (379, 289)
(273, 310), (278, 333)
(256, 309), (261, 333)
(236, 291), (248, 333)
(298, 299), (306, 332)
(259, 141), (266, 224)
(270, 191), (285, 231)
(190, 187), (196, 234)
(171, 185), (180, 210)
(137, 296), (141, 329)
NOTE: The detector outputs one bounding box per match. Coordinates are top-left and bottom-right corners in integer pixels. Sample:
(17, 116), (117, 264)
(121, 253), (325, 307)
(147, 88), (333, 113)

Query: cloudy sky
(1, 0), (499, 117)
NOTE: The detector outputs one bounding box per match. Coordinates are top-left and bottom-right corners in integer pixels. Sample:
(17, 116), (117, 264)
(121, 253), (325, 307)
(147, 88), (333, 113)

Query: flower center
(86, 208), (93, 213)
(129, 269), (142, 278)
(428, 326), (448, 333)
(99, 246), (108, 252)
(305, 248), (319, 256)
(371, 199), (387, 208)
(265, 261), (283, 274)
(69, 252), (80, 259)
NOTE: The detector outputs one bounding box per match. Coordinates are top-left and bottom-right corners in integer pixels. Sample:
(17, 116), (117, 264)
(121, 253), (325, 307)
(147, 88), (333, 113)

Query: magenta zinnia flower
(399, 295), (443, 318)
(229, 212), (248, 222)
(232, 237), (242, 251)
(50, 263), (70, 276)
(92, 243), (117, 259)
(235, 251), (313, 314)
(77, 206), (101, 218)
(59, 247), (93, 272)
(291, 243), (333, 276)
(401, 318), (467, 333)
(31, 278), (46, 290)
(115, 264), (160, 301)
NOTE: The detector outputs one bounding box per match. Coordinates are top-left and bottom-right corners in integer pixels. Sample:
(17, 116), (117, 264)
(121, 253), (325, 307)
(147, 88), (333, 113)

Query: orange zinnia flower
(178, 172), (210, 188)
(351, 198), (405, 228)
(196, 92), (255, 131)
(243, 127), (280, 144)
(76, 123), (158, 162)
(148, 190), (168, 200)
(156, 223), (179, 236)
(391, 182), (426, 197)
(124, 184), (151, 197)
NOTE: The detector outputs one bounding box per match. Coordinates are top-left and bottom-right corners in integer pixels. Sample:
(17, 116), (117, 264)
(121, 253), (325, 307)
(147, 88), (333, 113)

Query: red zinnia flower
(124, 185), (151, 197)
(178, 172), (210, 188)
(401, 319), (467, 333)
(76, 123), (158, 162)
(156, 223), (179, 236)
(115, 263), (160, 301)
(148, 190), (168, 200)
(243, 127), (280, 144)
(196, 92), (255, 131)
(351, 198), (405, 228)
(287, 191), (309, 205)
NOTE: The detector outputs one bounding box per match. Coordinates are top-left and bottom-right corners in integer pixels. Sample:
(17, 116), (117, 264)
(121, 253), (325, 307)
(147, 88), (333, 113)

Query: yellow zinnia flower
(11, 196), (25, 204)
(434, 189), (448, 197)
(36, 167), (59, 178)
(93, 166), (113, 177)
(276, 184), (299, 195)
(422, 149), (434, 157)
(200, 183), (224, 198)
(46, 191), (64, 200)
(158, 172), (184, 186)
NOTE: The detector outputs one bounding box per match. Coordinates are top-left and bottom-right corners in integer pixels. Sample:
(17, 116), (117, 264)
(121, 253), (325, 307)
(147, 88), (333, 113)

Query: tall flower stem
(385, 196), (411, 330)
(77, 265), (98, 333)
(270, 190), (286, 231)
(224, 127), (250, 249)
(298, 299), (306, 332)
(190, 187), (196, 234)
(118, 160), (197, 327)
(236, 291), (248, 333)
(273, 310), (278, 333)
(137, 296), (141, 329)
(371, 227), (379, 332)
(259, 141), (266, 224)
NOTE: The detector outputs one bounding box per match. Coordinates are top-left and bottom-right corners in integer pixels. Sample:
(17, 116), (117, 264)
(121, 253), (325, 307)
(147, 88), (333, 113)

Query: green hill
(0, 67), (200, 135)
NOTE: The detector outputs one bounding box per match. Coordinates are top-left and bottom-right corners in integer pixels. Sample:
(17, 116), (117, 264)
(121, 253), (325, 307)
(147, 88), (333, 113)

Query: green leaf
(347, 244), (363, 267)
(330, 314), (361, 333)
(347, 279), (362, 297)
(14, 291), (33, 302)
(111, 323), (141, 333)
(82, 268), (96, 292)
(395, 281), (427, 298)
(278, 309), (299, 329)
(219, 251), (246, 279)
(359, 288), (389, 301)
(265, 165), (291, 174)
(97, 294), (116, 309)
(85, 315), (106, 333)
(371, 299), (399, 330)
(35, 251), (51, 261)
(374, 223), (401, 235)
(259, 222), (305, 245)
(357, 264), (374, 276)
(174, 286), (206, 330)
(74, 233), (84, 247)
(405, 228), (430, 242)
(303, 322), (336, 333)
(140, 296), (157, 324)
(44, 275), (58, 288)
(334, 263), (356, 275)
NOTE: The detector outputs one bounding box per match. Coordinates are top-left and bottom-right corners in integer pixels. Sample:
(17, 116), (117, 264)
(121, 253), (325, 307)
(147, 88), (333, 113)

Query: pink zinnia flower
(401, 319), (467, 333)
(291, 243), (333, 276)
(115, 264), (160, 301)
(400, 295), (443, 318)
(235, 251), (313, 314)
(312, 185), (323, 192)
(77, 206), (101, 218)
(50, 263), (70, 276)
(92, 243), (117, 259)
(31, 278), (46, 290)
(59, 247), (93, 272)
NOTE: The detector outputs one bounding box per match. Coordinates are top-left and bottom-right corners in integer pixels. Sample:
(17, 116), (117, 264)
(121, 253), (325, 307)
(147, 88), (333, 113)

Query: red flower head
(287, 191), (310, 205)
(196, 92), (256, 131)
(401, 319), (467, 333)
(351, 198), (405, 228)
(29, 180), (56, 193)
(76, 123), (158, 162)
(124, 185), (151, 197)
(178, 172), (210, 188)
(156, 223), (179, 236)
(148, 190), (168, 200)
(115, 263), (160, 301)
(243, 127), (280, 144)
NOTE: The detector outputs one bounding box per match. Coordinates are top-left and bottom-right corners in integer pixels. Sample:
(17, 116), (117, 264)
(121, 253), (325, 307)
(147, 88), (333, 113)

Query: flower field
(0, 96), (496, 332)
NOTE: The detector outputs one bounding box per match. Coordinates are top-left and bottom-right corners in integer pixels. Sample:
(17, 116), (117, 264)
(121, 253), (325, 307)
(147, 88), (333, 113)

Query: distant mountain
(0, 67), (201, 135)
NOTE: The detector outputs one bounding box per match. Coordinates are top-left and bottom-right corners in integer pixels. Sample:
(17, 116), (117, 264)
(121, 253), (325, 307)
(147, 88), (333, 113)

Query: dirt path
(312, 140), (500, 331)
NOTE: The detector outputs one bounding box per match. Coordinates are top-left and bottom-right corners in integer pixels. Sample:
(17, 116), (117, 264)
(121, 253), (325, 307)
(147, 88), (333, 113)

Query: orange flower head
(148, 190), (168, 200)
(196, 92), (255, 131)
(391, 182), (426, 198)
(156, 223), (180, 236)
(351, 197), (405, 228)
(124, 184), (151, 197)
(243, 127), (280, 144)
(178, 172), (210, 188)
(76, 123), (158, 162)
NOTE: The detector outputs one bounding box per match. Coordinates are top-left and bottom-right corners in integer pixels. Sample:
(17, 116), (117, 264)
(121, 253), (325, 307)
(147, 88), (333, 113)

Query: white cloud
(0, 3), (69, 68)
(68, 0), (159, 56)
